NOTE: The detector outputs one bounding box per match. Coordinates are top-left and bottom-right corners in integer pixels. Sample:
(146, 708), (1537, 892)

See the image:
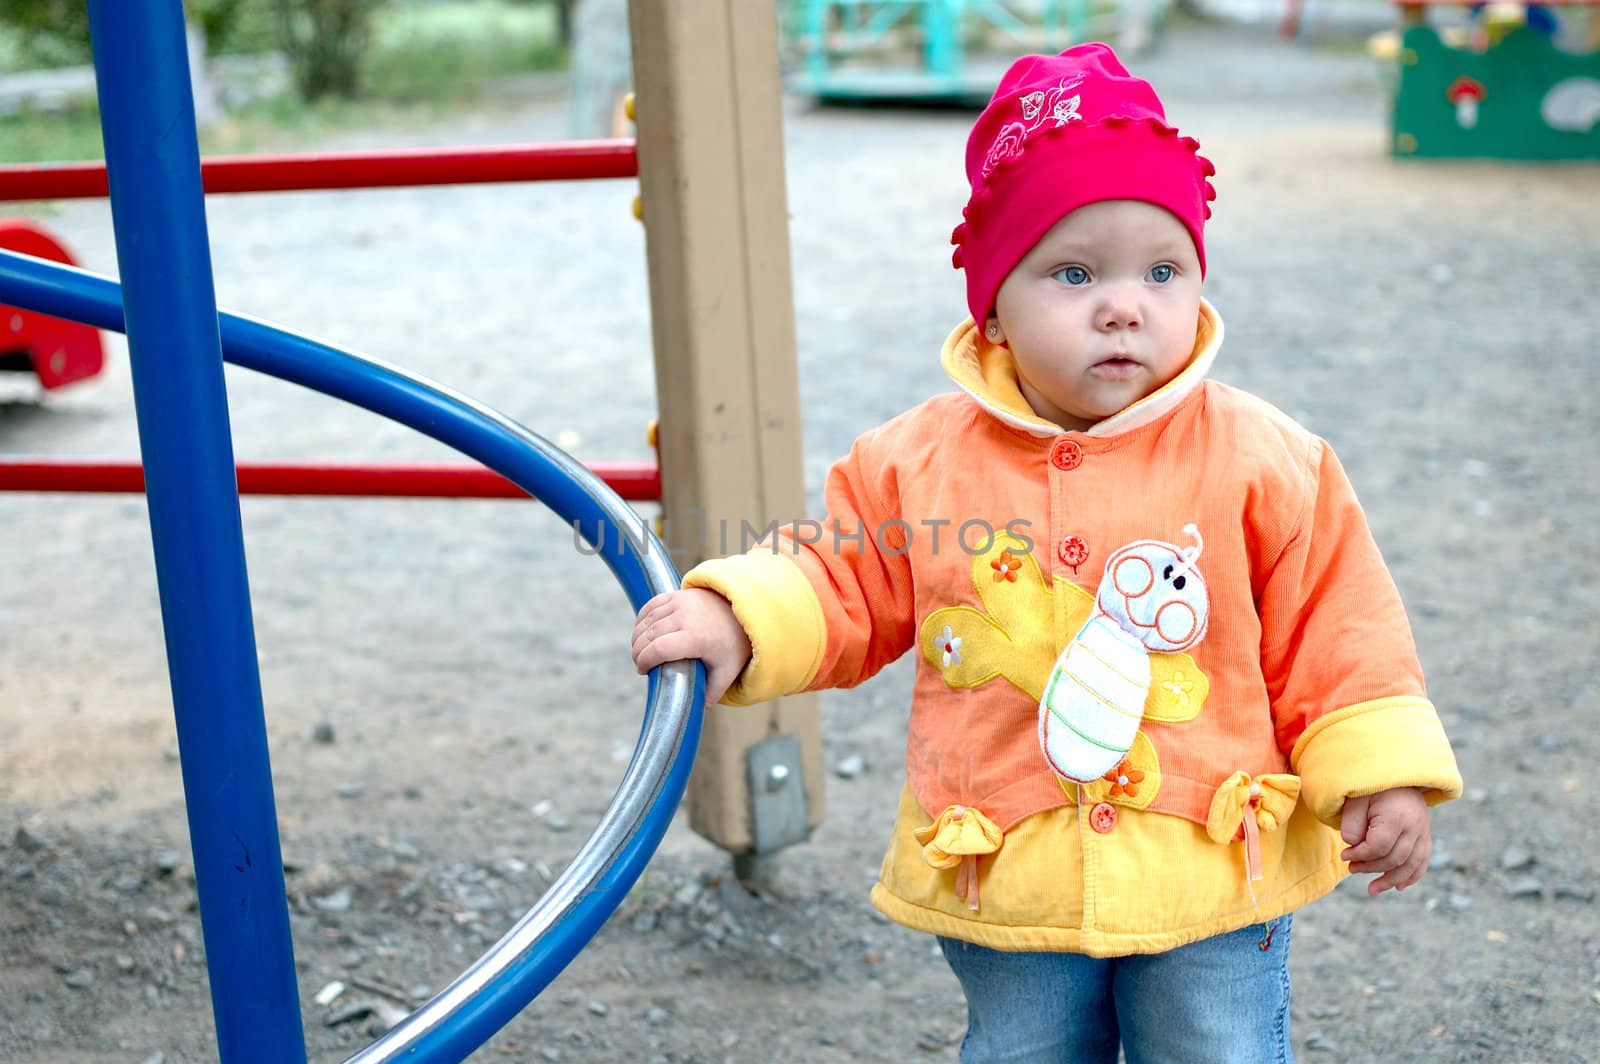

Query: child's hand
(630, 588), (753, 707)
(1339, 787), (1431, 896)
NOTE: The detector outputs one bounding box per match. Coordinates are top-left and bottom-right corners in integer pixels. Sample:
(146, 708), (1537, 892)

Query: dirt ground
(3, 17), (1599, 1064)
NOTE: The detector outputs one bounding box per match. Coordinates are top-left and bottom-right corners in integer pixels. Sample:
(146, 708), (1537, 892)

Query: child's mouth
(1092, 356), (1141, 379)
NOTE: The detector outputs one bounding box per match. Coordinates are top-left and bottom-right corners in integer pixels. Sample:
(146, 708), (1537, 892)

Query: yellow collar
(939, 299), (1224, 438)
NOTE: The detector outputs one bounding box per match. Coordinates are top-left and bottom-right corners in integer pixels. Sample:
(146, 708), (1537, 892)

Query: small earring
(985, 323), (1000, 340)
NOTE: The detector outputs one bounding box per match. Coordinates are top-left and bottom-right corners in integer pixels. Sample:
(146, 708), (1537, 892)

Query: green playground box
(1389, 17), (1600, 159)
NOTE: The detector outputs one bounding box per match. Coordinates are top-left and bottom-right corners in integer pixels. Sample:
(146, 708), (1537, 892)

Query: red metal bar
(0, 458), (661, 502)
(0, 141), (638, 202)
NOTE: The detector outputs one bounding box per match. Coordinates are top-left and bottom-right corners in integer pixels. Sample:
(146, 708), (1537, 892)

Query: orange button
(1089, 802), (1118, 834)
(1050, 439), (1083, 470)
(1059, 534), (1089, 569)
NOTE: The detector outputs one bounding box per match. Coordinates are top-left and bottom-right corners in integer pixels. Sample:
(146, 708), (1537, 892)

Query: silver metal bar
(343, 436), (697, 1062)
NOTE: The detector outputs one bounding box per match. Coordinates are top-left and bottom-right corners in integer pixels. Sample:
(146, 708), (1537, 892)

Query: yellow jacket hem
(869, 857), (1343, 958)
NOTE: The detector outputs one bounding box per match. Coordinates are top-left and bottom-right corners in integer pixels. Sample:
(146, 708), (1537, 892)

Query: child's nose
(1097, 288), (1142, 331)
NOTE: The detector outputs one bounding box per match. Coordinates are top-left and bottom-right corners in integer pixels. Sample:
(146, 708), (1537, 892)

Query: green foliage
(0, 0), (285, 69)
(196, 0), (281, 56)
(0, 0), (91, 68)
(0, 0), (569, 165)
(266, 0), (566, 104)
(0, 104), (104, 166)
(363, 0), (564, 102)
(271, 0), (386, 101)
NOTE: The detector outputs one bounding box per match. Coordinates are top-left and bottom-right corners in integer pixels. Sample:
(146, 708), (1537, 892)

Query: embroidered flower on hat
(981, 75), (1086, 181)
(982, 122), (1029, 179)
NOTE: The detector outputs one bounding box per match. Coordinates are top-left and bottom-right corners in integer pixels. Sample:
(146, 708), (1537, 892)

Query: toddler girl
(631, 44), (1462, 1063)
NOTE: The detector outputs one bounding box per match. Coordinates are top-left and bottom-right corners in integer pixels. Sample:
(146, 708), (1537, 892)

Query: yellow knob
(631, 194), (643, 222)
(624, 92), (636, 122)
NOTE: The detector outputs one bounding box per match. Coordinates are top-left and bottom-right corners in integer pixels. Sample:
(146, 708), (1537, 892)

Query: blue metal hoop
(0, 248), (705, 1062)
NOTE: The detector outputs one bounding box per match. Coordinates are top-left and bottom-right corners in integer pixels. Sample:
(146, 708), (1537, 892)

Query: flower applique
(1162, 670), (1197, 710)
(934, 625), (963, 668)
(1077, 731), (1160, 811)
(991, 550), (1021, 583)
(919, 533), (1211, 809)
(1103, 758), (1144, 799)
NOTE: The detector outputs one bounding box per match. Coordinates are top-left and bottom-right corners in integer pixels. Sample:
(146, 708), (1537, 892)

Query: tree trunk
(555, 0), (575, 48)
(272, 0), (381, 102)
(568, 0), (632, 137)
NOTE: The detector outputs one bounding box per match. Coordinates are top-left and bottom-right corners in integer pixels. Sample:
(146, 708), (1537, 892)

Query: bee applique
(1039, 524), (1210, 783)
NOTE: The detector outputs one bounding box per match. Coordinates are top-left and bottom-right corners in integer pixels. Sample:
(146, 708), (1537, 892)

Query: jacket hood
(940, 298), (1223, 438)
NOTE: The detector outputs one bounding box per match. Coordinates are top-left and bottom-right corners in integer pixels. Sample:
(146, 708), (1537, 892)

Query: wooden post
(627, 0), (824, 853)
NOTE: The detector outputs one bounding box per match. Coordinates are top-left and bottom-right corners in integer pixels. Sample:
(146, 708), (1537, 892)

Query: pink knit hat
(951, 44), (1216, 325)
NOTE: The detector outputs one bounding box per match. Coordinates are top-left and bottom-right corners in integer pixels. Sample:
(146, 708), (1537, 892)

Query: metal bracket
(745, 733), (809, 855)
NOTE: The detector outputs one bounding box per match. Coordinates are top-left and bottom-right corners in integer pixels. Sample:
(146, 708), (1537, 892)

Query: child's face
(988, 200), (1204, 433)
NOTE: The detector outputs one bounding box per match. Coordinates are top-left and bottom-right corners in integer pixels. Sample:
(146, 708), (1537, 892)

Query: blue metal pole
(84, 3), (305, 1060)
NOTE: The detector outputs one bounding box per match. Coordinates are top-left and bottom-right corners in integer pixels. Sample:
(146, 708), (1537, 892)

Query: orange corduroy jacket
(684, 301), (1462, 956)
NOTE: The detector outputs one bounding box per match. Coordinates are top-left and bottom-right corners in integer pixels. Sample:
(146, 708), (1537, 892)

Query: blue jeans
(938, 915), (1293, 1064)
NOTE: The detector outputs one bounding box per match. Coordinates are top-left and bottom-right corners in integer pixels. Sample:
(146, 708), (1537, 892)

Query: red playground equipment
(0, 218), (105, 389)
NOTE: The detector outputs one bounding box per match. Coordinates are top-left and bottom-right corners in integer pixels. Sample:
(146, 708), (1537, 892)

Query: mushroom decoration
(1447, 76), (1486, 130)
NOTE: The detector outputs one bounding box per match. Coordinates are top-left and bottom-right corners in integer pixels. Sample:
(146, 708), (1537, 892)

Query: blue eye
(1054, 265), (1089, 285)
(1149, 264), (1175, 283)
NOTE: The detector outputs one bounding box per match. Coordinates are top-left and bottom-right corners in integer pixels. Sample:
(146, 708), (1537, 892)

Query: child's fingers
(1389, 836), (1431, 892)
(1347, 829), (1418, 876)
(1341, 815), (1403, 864)
(631, 605), (690, 670)
(635, 591), (676, 616)
(632, 593), (679, 633)
(630, 614), (662, 668)
(1339, 795), (1370, 846)
(702, 661), (741, 707)
(1403, 836), (1431, 888)
(631, 627), (704, 674)
(1365, 837), (1430, 895)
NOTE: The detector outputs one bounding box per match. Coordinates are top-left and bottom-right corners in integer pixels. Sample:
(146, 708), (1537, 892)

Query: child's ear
(984, 317), (1005, 344)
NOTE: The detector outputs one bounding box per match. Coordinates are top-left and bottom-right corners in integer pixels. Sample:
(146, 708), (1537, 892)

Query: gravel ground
(3, 19), (1599, 1063)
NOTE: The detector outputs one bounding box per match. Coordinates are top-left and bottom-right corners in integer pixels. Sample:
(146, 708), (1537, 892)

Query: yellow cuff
(683, 552), (826, 706)
(1291, 696), (1463, 827)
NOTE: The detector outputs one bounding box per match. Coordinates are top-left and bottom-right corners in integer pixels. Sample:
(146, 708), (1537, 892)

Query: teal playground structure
(1378, 0), (1600, 158)
(784, 0), (1166, 103)
(0, 3), (704, 1060)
